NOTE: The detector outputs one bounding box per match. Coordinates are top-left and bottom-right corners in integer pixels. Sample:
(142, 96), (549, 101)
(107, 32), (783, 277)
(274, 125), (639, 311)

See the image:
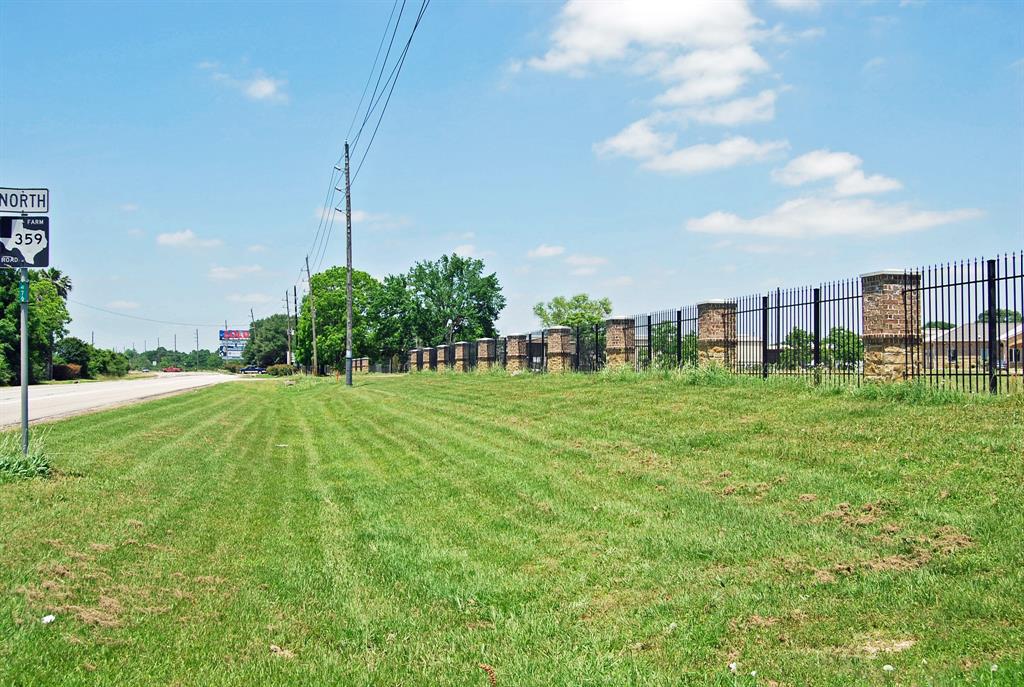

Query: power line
(68, 299), (266, 329)
(350, 0), (408, 152)
(352, 0), (430, 185)
(345, 0), (402, 143)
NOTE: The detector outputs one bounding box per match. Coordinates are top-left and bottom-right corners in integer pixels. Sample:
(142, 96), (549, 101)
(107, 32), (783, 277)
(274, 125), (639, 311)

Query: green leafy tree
(533, 294), (612, 329)
(408, 254), (505, 345)
(243, 314), (290, 367)
(295, 267), (382, 370)
(778, 328), (815, 370)
(1, 271), (71, 384)
(644, 321), (697, 369)
(369, 274), (417, 362)
(977, 309), (1023, 323)
(924, 320), (956, 330)
(822, 327), (863, 368)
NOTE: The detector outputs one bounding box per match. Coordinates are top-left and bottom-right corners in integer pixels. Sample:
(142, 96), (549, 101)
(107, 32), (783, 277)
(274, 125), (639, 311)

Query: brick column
(506, 334), (527, 373)
(408, 349), (417, 372)
(453, 342), (469, 372)
(435, 345), (448, 370)
(476, 338), (495, 370)
(545, 326), (572, 373)
(861, 270), (920, 382)
(697, 300), (737, 367)
(604, 317), (635, 369)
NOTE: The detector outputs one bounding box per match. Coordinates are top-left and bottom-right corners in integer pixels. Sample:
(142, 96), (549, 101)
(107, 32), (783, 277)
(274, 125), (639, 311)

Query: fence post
(477, 338), (495, 371)
(813, 287), (821, 369)
(506, 334), (527, 373)
(860, 270), (921, 382)
(545, 326), (572, 373)
(761, 297), (769, 380)
(676, 309), (682, 367)
(435, 345), (447, 371)
(987, 258), (999, 394)
(697, 300), (738, 367)
(604, 317), (635, 369)
(408, 349), (417, 372)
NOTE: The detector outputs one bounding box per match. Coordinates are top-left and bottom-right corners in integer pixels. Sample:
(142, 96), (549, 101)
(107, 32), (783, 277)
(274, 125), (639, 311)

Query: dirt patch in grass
(814, 526), (974, 583)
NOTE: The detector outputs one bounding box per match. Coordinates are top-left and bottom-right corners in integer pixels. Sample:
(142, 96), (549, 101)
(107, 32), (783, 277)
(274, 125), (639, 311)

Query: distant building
(922, 322), (1023, 371)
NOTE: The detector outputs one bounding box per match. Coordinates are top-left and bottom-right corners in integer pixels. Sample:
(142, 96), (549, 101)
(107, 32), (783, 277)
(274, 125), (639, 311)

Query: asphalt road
(0, 372), (243, 427)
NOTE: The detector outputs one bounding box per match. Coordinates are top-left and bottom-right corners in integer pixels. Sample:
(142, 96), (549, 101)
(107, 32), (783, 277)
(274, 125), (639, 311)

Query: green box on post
(18, 281), (28, 303)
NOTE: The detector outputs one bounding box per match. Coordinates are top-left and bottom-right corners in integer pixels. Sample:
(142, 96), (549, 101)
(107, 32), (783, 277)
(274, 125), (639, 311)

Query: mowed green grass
(1, 372), (1022, 686)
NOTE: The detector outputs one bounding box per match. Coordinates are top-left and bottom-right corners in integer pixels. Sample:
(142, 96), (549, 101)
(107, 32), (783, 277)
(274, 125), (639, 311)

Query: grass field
(1, 371), (1022, 686)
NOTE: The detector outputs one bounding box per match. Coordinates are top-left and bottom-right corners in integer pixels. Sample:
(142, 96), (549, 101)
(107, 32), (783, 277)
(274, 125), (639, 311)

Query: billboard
(219, 329), (250, 360)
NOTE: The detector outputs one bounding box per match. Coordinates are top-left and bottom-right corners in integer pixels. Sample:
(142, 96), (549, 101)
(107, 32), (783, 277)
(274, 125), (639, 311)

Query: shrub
(0, 434), (52, 483)
(266, 364), (295, 376)
(223, 361), (243, 374)
(53, 363), (82, 380)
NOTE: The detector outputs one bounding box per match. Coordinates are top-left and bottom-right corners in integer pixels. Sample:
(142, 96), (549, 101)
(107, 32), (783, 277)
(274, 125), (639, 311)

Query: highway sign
(0, 188), (49, 214)
(0, 217), (50, 268)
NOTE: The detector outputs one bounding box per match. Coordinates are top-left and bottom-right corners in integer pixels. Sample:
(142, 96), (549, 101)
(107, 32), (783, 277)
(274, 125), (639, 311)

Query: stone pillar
(477, 338), (495, 370)
(435, 345), (447, 370)
(861, 270), (920, 382)
(697, 300), (737, 367)
(605, 317), (635, 369)
(506, 334), (527, 373)
(453, 342), (469, 372)
(408, 349), (417, 372)
(545, 326), (572, 373)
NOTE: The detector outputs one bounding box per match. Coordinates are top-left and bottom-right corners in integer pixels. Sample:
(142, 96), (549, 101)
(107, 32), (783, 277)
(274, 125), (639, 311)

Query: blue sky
(1, 0), (1021, 350)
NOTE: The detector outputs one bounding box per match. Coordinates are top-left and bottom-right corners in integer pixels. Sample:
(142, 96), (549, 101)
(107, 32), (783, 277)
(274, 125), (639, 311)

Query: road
(0, 372), (243, 427)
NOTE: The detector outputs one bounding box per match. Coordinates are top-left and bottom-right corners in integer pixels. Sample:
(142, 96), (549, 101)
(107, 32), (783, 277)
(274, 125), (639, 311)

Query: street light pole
(344, 141), (353, 387)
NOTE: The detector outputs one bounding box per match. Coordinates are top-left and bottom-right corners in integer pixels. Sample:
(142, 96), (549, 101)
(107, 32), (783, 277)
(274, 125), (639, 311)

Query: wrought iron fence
(633, 307), (698, 371)
(906, 253), (1023, 393)
(572, 323), (606, 372)
(526, 331), (546, 372)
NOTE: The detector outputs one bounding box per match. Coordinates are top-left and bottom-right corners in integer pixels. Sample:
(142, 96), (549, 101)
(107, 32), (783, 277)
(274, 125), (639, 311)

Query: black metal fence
(526, 331), (546, 372)
(572, 323), (606, 372)
(633, 307), (698, 371)
(906, 253), (1023, 393)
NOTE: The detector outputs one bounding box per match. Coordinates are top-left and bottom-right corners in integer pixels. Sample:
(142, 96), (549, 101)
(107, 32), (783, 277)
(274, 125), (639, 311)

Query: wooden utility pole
(305, 255), (319, 376)
(195, 329), (199, 370)
(344, 141), (354, 387)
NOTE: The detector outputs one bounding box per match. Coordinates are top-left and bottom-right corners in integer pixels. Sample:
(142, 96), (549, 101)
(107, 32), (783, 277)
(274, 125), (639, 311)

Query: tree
(295, 267), (382, 370)
(533, 294), (612, 329)
(977, 309), (1023, 323)
(778, 328), (814, 370)
(822, 326), (863, 368)
(369, 274), (417, 362)
(924, 320), (956, 330)
(407, 254), (505, 345)
(243, 314), (290, 367)
(646, 321), (697, 368)
(0, 271), (71, 384)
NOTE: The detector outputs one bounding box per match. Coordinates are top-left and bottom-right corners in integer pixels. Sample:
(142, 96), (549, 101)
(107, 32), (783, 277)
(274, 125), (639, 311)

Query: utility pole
(305, 255), (319, 376)
(293, 285), (299, 368)
(195, 329), (200, 371)
(284, 291), (292, 366)
(174, 334), (177, 353)
(91, 331), (94, 346)
(343, 141), (354, 387)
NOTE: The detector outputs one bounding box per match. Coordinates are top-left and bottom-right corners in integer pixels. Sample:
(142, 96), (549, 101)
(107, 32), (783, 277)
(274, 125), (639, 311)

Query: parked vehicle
(162, 366), (182, 373)
(240, 366), (266, 375)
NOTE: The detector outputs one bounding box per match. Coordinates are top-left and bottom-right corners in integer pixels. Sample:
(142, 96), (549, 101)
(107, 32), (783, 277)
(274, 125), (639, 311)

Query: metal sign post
(19, 268), (29, 453)
(1, 188), (50, 455)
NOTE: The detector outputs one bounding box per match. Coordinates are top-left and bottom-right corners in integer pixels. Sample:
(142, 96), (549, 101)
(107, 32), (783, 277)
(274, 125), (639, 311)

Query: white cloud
(862, 56), (886, 73)
(643, 136), (788, 173)
(773, 149), (902, 196)
(528, 0), (758, 74)
(528, 244), (566, 258)
(208, 265), (264, 281)
(453, 244), (477, 257)
(565, 254), (608, 275)
(770, 0), (820, 11)
(686, 89), (777, 126)
(605, 275), (635, 287)
(156, 229), (223, 248)
(227, 293), (273, 305)
(654, 44), (769, 105)
(317, 207), (410, 230)
(201, 62), (289, 103)
(686, 196), (982, 238)
(106, 300), (139, 310)
(594, 120), (676, 159)
(248, 244), (267, 252)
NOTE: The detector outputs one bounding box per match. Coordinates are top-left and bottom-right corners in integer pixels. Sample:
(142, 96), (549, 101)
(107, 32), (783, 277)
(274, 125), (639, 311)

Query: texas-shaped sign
(0, 217), (49, 268)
